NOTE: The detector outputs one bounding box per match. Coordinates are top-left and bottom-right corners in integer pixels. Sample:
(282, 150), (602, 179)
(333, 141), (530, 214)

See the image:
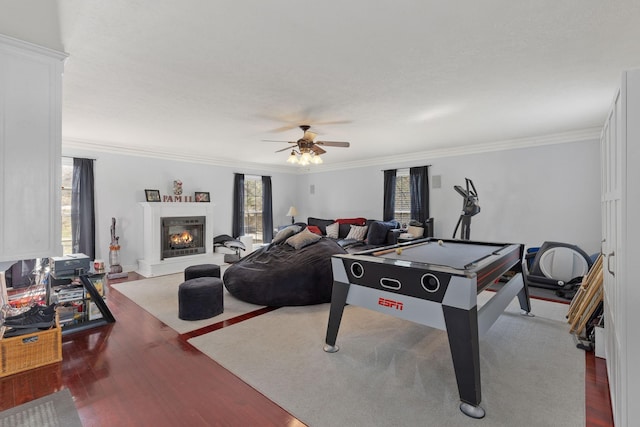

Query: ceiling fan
(264, 125), (350, 165)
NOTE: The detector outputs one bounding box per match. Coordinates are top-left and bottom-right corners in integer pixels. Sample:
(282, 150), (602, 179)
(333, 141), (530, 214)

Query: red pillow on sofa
(335, 217), (366, 226)
(306, 225), (323, 235)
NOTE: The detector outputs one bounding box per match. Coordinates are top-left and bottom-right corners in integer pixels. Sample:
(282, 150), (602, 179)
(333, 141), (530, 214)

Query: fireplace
(161, 216), (206, 260)
(138, 202), (220, 277)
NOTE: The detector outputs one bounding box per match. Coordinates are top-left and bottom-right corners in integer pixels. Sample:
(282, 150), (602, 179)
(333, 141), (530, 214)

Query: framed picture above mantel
(145, 189), (161, 202)
(143, 191), (211, 203)
(195, 192), (210, 202)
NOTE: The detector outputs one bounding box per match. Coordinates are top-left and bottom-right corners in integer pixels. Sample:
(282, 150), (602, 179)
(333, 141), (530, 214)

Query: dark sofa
(306, 217), (402, 252)
(223, 217), (433, 307)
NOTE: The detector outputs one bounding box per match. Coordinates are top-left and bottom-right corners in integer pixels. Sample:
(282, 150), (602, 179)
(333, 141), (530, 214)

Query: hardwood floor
(1, 274), (613, 426)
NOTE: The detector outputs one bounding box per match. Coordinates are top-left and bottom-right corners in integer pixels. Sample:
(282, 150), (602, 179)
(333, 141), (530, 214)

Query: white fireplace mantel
(137, 202), (222, 277)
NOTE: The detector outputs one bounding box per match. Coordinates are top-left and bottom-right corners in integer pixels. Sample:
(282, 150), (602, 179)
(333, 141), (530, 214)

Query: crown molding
(63, 127), (601, 175)
(62, 137), (290, 174)
(306, 127), (602, 173)
(0, 33), (68, 61)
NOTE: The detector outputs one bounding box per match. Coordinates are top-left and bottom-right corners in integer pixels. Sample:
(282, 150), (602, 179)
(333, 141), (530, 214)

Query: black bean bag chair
(223, 236), (347, 306)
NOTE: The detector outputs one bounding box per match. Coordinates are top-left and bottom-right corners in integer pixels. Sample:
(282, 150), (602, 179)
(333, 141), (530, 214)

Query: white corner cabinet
(600, 68), (640, 427)
(0, 34), (67, 262)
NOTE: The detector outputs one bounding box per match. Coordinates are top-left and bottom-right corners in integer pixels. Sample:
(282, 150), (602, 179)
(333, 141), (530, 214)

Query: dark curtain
(71, 158), (95, 259)
(410, 166), (430, 225)
(262, 176), (273, 242)
(383, 169), (397, 221)
(232, 173), (245, 238)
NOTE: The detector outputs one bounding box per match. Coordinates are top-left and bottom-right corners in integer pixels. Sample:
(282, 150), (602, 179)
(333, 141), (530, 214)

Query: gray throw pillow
(273, 225), (301, 243)
(367, 221), (391, 245)
(286, 227), (322, 249)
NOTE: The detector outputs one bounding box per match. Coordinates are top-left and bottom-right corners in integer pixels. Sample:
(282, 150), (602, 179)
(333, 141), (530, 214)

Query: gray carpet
(0, 389), (82, 427)
(189, 295), (583, 427)
(111, 272), (264, 334)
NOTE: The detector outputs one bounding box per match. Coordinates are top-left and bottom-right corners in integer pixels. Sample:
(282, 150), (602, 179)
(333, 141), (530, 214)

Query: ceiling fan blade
(315, 141), (350, 147)
(267, 124), (301, 133)
(313, 119), (352, 126)
(275, 146), (295, 153)
(311, 145), (326, 155)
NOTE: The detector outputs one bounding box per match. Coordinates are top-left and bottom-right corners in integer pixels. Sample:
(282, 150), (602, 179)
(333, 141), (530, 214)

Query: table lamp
(286, 206), (298, 224)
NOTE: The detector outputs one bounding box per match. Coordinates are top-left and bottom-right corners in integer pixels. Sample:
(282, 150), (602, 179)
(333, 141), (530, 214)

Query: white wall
(0, 0), (63, 52)
(62, 147), (298, 271)
(298, 139), (602, 254)
(63, 137), (601, 272)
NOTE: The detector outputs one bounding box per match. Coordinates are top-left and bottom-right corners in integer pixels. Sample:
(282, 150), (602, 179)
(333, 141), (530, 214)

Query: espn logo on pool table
(378, 297), (403, 311)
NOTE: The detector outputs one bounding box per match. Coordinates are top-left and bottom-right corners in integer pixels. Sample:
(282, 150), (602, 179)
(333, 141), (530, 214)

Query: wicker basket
(0, 314), (62, 377)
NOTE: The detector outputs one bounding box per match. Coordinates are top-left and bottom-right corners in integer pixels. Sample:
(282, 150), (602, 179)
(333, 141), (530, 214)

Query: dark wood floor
(1, 274), (613, 426)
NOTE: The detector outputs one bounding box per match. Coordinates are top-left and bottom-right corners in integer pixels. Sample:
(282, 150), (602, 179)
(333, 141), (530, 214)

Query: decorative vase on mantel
(173, 180), (183, 195)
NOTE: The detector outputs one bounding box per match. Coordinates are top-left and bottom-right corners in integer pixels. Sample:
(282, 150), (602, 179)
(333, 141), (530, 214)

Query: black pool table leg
(442, 305), (485, 419)
(323, 280), (350, 353)
(517, 266), (534, 316)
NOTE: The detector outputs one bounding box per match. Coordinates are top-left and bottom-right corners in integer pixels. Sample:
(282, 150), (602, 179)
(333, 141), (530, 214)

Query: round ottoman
(178, 277), (224, 320)
(184, 263), (221, 280)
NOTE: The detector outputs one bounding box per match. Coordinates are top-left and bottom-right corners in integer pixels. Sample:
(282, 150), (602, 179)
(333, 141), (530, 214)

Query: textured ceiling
(55, 0), (640, 169)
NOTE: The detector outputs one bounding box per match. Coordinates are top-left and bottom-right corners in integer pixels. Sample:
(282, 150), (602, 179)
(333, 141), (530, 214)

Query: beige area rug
(189, 294), (584, 427)
(111, 272), (265, 334)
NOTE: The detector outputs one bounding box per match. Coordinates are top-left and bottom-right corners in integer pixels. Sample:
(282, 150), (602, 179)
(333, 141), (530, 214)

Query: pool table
(323, 238), (533, 418)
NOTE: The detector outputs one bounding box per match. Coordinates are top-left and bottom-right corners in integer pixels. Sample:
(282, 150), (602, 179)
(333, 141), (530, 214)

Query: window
(61, 157), (73, 255)
(394, 169), (411, 227)
(244, 176), (263, 243)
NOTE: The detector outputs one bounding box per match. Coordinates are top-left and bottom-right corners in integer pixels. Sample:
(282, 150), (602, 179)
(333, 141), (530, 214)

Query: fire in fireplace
(161, 216), (206, 259)
(170, 230), (194, 249)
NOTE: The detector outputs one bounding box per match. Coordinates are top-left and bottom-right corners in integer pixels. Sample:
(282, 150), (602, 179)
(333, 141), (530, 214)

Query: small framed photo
(145, 189), (161, 202)
(195, 191), (210, 202)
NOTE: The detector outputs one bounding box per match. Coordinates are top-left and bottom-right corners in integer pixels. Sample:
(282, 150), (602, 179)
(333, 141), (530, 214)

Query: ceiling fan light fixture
(275, 125), (348, 166)
(300, 151), (312, 165)
(303, 130), (317, 141)
(286, 150), (299, 164)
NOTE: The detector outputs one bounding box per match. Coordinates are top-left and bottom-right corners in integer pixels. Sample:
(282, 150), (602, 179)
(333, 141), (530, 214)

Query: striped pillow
(346, 225), (368, 241)
(326, 222), (340, 239)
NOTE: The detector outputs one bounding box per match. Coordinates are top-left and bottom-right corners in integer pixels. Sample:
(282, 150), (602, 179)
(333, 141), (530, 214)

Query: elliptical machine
(452, 178), (480, 240)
